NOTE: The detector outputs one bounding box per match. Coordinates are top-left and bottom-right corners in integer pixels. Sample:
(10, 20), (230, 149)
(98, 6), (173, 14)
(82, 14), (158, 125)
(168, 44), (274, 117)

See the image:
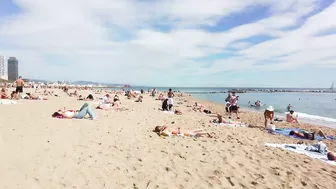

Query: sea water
(110, 87), (336, 128)
(191, 92), (336, 128)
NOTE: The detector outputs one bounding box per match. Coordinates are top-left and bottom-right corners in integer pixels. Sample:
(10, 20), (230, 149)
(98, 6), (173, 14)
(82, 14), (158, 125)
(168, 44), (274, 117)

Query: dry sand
(0, 88), (335, 189)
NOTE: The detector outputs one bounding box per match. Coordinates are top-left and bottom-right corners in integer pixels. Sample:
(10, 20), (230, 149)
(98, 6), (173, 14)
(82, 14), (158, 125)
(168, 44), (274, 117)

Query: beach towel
(0, 99), (17, 104)
(265, 143), (336, 166)
(210, 119), (248, 127)
(269, 128), (336, 140)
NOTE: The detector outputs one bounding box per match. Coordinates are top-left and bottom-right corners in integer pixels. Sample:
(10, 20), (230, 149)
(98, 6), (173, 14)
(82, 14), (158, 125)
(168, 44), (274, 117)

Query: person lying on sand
(153, 125), (218, 138)
(52, 103), (98, 120)
(27, 93), (48, 100)
(113, 95), (120, 102)
(78, 94), (94, 101)
(264, 106), (274, 129)
(328, 152), (336, 161)
(289, 129), (327, 140)
(286, 110), (298, 123)
(156, 93), (164, 101)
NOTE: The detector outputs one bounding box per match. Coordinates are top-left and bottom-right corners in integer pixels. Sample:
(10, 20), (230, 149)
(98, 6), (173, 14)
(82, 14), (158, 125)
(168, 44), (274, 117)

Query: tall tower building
(0, 54), (8, 80)
(8, 57), (18, 81)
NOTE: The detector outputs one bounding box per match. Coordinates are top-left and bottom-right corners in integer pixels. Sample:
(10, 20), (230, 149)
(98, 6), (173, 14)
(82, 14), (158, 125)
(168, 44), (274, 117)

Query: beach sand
(0, 88), (335, 189)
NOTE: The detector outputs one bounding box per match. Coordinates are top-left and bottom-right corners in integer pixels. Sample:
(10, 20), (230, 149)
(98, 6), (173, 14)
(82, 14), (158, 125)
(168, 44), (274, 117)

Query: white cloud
(0, 0), (335, 86)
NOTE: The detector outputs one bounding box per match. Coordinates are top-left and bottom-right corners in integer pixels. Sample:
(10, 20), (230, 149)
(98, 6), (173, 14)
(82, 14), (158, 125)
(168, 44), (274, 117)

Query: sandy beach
(1, 88), (335, 189)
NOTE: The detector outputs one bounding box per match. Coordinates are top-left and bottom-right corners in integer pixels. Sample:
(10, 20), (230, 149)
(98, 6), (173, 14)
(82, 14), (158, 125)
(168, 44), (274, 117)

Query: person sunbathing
(52, 103), (97, 120)
(289, 129), (327, 140)
(1, 87), (8, 99)
(11, 91), (20, 100)
(153, 125), (218, 138)
(327, 152), (336, 161)
(156, 93), (164, 101)
(286, 110), (298, 123)
(113, 95), (120, 102)
(27, 93), (48, 100)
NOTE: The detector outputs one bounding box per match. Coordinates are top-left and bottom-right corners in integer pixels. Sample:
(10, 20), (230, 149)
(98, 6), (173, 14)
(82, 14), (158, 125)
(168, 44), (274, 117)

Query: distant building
(8, 57), (18, 81)
(0, 54), (8, 80)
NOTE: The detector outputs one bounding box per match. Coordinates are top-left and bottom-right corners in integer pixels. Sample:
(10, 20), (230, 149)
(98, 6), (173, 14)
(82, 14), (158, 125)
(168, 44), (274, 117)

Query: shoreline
(184, 94), (336, 132)
(1, 88), (336, 188)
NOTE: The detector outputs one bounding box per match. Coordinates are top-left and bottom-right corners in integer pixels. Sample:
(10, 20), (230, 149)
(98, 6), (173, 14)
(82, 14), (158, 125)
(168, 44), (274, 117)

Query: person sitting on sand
(113, 95), (120, 102)
(162, 99), (169, 111)
(1, 87), (8, 99)
(52, 103), (97, 120)
(156, 93), (164, 101)
(286, 110), (298, 123)
(153, 125), (218, 138)
(264, 106), (274, 128)
(289, 129), (327, 140)
(135, 95), (143, 103)
(11, 91), (20, 100)
(128, 89), (137, 99)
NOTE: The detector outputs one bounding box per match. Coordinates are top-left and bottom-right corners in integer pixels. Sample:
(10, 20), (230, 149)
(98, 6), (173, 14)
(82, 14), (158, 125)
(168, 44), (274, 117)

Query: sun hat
(266, 106), (274, 111)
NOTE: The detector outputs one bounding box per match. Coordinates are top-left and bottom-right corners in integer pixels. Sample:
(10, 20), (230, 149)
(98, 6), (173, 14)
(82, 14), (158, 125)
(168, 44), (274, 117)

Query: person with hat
(264, 106), (274, 129)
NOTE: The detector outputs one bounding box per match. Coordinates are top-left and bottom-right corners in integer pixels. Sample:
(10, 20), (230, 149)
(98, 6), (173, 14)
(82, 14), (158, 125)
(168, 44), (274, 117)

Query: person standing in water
(287, 104), (292, 112)
(167, 88), (174, 111)
(15, 76), (24, 94)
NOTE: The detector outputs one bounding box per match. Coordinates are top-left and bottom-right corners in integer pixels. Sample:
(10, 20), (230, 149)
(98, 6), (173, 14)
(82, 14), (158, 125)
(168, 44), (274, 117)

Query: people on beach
(162, 99), (169, 111)
(153, 125), (218, 138)
(135, 95), (143, 102)
(327, 152), (336, 161)
(52, 103), (97, 120)
(289, 129), (327, 140)
(287, 104), (292, 112)
(167, 88), (174, 111)
(1, 87), (7, 99)
(27, 93), (48, 100)
(229, 92), (239, 119)
(15, 76), (24, 94)
(264, 106), (274, 128)
(151, 88), (156, 97)
(286, 110), (298, 123)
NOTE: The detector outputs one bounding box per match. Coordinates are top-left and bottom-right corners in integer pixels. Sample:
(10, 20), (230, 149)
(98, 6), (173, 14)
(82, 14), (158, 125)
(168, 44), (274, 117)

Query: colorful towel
(265, 143), (336, 166)
(210, 119), (248, 127)
(269, 128), (336, 141)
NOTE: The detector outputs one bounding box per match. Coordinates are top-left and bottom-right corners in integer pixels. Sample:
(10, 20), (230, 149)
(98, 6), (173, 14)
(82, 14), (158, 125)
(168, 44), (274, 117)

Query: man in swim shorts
(15, 76), (24, 93)
(167, 88), (174, 111)
(264, 106), (274, 128)
(229, 92), (239, 119)
(289, 129), (327, 140)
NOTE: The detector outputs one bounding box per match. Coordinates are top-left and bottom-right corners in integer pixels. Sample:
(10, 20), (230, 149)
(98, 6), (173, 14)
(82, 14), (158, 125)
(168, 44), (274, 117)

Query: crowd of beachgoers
(1, 78), (336, 188)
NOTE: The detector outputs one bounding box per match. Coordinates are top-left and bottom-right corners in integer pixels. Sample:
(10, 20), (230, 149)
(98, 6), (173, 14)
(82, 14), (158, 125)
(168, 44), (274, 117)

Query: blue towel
(270, 128), (335, 141)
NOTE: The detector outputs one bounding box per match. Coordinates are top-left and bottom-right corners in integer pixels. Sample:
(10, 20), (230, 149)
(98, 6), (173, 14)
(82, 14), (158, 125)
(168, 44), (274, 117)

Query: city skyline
(0, 54), (19, 81)
(0, 0), (336, 87)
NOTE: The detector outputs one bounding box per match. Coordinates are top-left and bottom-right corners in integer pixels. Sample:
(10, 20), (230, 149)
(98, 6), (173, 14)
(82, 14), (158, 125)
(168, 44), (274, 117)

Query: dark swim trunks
(16, 86), (23, 93)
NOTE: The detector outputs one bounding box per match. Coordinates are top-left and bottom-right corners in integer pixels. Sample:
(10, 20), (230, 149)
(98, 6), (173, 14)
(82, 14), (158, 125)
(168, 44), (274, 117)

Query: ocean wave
(285, 112), (336, 123)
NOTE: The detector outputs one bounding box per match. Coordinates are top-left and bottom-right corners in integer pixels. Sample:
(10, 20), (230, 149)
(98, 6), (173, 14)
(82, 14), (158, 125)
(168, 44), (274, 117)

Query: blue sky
(0, 0), (336, 87)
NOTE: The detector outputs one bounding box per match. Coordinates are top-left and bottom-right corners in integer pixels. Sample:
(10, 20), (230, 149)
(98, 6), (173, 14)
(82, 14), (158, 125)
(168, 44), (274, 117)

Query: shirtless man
(15, 76), (24, 94)
(286, 110), (298, 123)
(167, 88), (174, 111)
(153, 125), (217, 138)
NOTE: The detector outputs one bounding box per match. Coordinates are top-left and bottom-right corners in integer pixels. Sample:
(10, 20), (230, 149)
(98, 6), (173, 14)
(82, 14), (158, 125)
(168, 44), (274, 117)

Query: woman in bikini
(52, 103), (98, 120)
(153, 125), (218, 138)
(286, 110), (298, 123)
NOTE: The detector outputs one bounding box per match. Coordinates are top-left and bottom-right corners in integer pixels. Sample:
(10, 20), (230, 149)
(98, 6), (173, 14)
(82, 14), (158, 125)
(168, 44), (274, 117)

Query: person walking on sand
(167, 88), (174, 111)
(229, 92), (239, 119)
(264, 106), (274, 129)
(15, 76), (24, 94)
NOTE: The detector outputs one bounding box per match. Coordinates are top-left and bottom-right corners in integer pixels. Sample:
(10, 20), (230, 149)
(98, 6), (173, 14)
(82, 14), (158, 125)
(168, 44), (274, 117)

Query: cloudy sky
(0, 0), (336, 87)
